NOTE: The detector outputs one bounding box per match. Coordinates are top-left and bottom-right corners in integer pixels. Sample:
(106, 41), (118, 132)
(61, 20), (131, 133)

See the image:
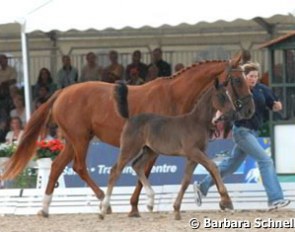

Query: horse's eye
(222, 94), (227, 102)
(218, 93), (227, 104)
(232, 77), (242, 85)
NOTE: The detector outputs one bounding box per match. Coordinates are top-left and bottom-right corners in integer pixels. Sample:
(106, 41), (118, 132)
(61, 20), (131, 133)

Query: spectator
(146, 64), (159, 82)
(0, 55), (17, 111)
(127, 68), (144, 85)
(5, 116), (23, 145)
(57, 55), (78, 88)
(0, 84), (20, 120)
(6, 85), (22, 112)
(34, 85), (50, 110)
(80, 52), (103, 82)
(33, 67), (57, 99)
(0, 54), (17, 86)
(126, 50), (148, 81)
(149, 48), (171, 77)
(174, 63), (185, 72)
(102, 50), (124, 83)
(10, 94), (26, 126)
(0, 118), (8, 143)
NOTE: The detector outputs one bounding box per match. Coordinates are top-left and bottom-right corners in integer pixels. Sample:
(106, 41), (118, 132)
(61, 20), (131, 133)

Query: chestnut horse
(100, 80), (236, 220)
(1, 53), (254, 217)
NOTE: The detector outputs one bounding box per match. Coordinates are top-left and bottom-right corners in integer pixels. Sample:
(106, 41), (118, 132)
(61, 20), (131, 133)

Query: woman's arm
(272, 101), (283, 112)
(258, 83), (282, 111)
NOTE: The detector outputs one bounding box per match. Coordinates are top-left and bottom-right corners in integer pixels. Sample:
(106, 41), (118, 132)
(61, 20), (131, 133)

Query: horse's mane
(163, 59), (228, 80)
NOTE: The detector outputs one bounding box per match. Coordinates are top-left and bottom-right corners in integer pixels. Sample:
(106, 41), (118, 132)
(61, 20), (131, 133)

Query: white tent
(0, 0), (294, 119)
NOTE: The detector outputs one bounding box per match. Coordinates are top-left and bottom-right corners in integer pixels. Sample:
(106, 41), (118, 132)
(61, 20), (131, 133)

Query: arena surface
(1, 210), (294, 232)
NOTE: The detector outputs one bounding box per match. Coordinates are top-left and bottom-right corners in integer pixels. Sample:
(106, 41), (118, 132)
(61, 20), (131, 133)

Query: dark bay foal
(100, 79), (237, 220)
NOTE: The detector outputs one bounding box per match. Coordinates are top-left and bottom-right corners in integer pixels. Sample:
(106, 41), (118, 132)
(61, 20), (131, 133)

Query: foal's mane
(192, 85), (215, 107)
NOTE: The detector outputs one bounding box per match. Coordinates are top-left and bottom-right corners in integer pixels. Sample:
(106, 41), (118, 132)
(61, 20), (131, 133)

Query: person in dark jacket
(148, 48), (171, 77)
(194, 62), (290, 210)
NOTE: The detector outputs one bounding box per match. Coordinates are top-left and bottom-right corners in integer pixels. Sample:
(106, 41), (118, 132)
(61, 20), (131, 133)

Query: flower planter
(36, 158), (65, 189)
(36, 157), (52, 169)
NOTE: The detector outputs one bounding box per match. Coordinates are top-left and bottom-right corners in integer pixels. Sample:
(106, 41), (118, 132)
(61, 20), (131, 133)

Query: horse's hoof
(219, 201), (234, 211)
(174, 213), (181, 220)
(106, 205), (112, 214)
(128, 211), (141, 218)
(147, 205), (153, 212)
(37, 210), (49, 218)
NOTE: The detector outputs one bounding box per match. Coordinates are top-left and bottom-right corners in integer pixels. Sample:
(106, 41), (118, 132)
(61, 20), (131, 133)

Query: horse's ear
(230, 51), (242, 67)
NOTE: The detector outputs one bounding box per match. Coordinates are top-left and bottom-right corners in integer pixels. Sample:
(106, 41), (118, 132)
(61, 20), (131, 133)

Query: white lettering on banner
(62, 164), (178, 176)
(63, 166), (77, 175)
(97, 165), (111, 174)
(151, 164), (177, 174)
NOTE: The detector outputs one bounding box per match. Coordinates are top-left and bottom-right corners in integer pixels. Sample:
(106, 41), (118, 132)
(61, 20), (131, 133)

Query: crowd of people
(0, 54), (25, 145)
(0, 48), (184, 144)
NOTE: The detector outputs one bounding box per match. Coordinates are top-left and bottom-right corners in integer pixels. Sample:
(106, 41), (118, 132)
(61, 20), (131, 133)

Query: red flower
(36, 139), (64, 160)
(40, 140), (49, 148)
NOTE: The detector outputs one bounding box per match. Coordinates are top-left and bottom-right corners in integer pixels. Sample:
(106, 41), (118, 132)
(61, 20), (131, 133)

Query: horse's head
(218, 53), (255, 119)
(211, 78), (236, 122)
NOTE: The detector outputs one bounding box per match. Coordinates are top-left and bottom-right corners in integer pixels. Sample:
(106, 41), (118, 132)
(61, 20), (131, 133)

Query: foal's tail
(1, 90), (62, 180)
(114, 82), (129, 119)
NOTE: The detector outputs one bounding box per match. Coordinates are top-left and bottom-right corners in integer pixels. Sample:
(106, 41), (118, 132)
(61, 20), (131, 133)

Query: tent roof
(1, 14), (294, 42)
(0, 0), (294, 33)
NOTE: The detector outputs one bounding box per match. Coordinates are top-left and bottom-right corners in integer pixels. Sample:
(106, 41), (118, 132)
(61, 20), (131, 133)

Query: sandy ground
(0, 210), (295, 232)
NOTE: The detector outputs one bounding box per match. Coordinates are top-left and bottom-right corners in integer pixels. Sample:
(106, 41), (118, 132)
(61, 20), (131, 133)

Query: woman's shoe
(268, 199), (291, 211)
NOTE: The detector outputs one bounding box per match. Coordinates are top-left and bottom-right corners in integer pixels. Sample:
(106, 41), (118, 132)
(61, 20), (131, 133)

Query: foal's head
(218, 55), (255, 120)
(211, 78), (236, 121)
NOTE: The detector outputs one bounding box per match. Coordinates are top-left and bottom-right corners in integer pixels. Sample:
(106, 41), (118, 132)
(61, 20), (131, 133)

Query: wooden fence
(0, 183), (294, 215)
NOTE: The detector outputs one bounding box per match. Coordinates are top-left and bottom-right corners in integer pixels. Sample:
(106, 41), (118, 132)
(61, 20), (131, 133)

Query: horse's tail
(1, 90), (63, 180)
(114, 82), (129, 119)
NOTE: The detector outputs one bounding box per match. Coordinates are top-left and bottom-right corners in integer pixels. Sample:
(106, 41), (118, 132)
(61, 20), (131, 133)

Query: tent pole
(21, 23), (32, 121)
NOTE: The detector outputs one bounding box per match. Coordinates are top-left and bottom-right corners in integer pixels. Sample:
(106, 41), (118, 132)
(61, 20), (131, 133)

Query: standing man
(57, 55), (78, 89)
(80, 52), (103, 82)
(0, 54), (17, 115)
(102, 50), (124, 83)
(125, 50), (148, 81)
(149, 48), (171, 77)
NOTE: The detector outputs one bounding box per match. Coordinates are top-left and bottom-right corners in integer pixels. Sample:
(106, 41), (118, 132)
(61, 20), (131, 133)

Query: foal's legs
(129, 156), (158, 217)
(173, 159), (198, 220)
(186, 148), (233, 210)
(100, 145), (143, 219)
(38, 143), (74, 217)
(131, 148), (158, 212)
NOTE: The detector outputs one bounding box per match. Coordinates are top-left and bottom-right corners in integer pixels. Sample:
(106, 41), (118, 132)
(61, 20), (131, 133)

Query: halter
(222, 66), (252, 112)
